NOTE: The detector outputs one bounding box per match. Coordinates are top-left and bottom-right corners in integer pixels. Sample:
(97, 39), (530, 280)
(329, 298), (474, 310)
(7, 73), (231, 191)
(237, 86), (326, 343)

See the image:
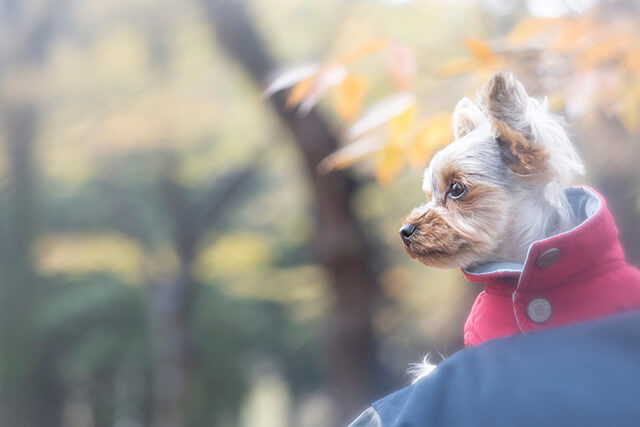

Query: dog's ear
(481, 72), (548, 175)
(452, 97), (484, 140)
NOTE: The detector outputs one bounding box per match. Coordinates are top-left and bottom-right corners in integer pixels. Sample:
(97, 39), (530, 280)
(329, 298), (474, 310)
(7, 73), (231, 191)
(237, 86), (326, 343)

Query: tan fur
(402, 209), (469, 268)
(494, 121), (550, 175)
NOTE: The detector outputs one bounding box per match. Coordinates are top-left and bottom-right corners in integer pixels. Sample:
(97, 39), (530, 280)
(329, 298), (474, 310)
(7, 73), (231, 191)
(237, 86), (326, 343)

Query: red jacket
(462, 186), (640, 347)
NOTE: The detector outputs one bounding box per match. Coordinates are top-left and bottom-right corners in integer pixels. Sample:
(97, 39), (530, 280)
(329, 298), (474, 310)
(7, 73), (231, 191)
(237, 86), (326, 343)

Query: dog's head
(400, 72), (584, 268)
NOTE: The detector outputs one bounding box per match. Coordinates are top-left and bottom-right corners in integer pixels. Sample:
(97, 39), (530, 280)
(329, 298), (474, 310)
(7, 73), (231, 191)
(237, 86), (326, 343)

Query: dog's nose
(399, 223), (416, 242)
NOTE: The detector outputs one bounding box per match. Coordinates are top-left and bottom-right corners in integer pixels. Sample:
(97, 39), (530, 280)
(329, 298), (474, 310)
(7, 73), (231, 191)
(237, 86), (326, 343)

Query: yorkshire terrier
(400, 71), (587, 381)
(400, 71), (584, 269)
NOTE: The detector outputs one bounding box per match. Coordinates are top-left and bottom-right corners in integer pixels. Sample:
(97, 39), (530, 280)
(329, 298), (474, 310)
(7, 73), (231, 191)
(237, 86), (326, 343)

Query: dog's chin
(403, 244), (472, 269)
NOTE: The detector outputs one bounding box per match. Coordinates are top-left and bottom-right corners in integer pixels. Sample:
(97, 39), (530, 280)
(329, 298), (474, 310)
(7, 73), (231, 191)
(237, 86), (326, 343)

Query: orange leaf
(286, 65), (347, 113)
(464, 38), (493, 59)
(505, 17), (559, 45)
(287, 77), (315, 107)
(334, 73), (369, 121)
(576, 36), (631, 70)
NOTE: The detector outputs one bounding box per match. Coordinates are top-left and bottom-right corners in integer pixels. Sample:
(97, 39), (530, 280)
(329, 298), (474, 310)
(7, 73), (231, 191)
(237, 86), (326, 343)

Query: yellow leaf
(438, 57), (477, 77)
(376, 142), (404, 185)
(337, 38), (389, 65)
(194, 233), (273, 280)
(387, 102), (416, 142)
(375, 103), (419, 184)
(35, 233), (144, 285)
(334, 73), (369, 121)
(464, 38), (493, 59)
(409, 113), (452, 167)
(547, 92), (566, 112)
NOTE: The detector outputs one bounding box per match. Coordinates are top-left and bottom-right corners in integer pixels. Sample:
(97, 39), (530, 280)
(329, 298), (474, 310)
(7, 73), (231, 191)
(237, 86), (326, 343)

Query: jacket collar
(462, 186), (619, 291)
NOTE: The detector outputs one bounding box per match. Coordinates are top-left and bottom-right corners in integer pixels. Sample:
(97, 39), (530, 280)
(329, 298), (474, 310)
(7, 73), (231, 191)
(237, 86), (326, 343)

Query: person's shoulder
(348, 407), (382, 427)
(349, 309), (640, 427)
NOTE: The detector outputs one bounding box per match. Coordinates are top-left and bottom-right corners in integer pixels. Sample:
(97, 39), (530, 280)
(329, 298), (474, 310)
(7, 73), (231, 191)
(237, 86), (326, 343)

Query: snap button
(527, 298), (552, 323)
(535, 248), (560, 268)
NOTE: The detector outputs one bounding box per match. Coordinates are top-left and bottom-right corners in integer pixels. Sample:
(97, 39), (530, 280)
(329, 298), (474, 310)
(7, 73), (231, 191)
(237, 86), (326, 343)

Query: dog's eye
(448, 182), (466, 200)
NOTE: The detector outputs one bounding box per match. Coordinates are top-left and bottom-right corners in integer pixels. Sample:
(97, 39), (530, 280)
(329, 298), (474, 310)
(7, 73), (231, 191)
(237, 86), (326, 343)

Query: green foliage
(186, 284), (321, 425)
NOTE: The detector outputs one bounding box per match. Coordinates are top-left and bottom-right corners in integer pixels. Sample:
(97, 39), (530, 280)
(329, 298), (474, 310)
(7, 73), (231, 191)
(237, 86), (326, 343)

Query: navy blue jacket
(349, 310), (640, 427)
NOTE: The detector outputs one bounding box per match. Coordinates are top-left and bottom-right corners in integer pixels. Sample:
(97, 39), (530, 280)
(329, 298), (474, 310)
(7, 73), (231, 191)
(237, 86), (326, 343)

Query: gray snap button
(536, 248), (560, 268)
(527, 298), (552, 323)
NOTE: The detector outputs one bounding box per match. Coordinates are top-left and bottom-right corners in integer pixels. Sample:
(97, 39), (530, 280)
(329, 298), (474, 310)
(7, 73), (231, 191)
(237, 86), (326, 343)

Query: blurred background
(0, 0), (639, 426)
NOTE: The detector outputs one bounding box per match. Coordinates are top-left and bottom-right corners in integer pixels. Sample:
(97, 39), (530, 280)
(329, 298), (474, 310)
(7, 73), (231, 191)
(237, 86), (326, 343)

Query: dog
(400, 71), (586, 381)
(400, 71), (584, 269)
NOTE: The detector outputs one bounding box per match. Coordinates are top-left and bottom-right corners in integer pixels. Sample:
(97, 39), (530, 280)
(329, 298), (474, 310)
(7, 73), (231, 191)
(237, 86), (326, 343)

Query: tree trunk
(148, 173), (197, 427)
(0, 104), (44, 427)
(147, 157), (261, 427)
(204, 1), (386, 423)
(148, 269), (192, 427)
(0, 2), (66, 424)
